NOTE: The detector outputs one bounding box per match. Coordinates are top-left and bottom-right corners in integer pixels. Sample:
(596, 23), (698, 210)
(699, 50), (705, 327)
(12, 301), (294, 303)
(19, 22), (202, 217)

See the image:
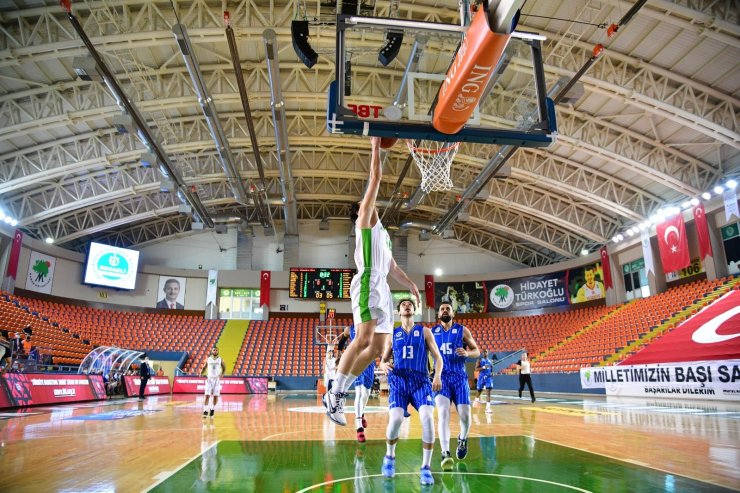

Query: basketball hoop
(406, 139), (459, 193)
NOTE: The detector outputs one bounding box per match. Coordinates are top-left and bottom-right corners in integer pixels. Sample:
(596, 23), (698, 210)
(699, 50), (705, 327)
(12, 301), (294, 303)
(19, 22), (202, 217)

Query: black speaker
(378, 31), (404, 67)
(291, 20), (318, 69)
(341, 0), (358, 15)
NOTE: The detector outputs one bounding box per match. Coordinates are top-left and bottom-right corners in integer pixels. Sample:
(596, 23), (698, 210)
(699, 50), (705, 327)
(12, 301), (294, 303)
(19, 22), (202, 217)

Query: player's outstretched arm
(388, 258), (421, 308)
(423, 327), (444, 391)
(459, 327), (481, 359)
(356, 137), (382, 229)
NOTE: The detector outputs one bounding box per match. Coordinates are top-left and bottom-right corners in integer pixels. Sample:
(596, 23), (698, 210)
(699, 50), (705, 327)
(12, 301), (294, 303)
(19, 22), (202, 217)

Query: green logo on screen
(97, 253), (129, 281)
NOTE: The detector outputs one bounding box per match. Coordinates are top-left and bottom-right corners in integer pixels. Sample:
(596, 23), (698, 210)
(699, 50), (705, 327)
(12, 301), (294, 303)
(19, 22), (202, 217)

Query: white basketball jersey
(354, 220), (393, 277)
(206, 356), (223, 378)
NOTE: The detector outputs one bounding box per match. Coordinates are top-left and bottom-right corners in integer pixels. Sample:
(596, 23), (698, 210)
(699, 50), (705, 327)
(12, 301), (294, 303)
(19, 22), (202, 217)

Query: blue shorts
(434, 372), (470, 406)
(388, 369), (434, 411)
(354, 362), (375, 389)
(477, 374), (492, 390)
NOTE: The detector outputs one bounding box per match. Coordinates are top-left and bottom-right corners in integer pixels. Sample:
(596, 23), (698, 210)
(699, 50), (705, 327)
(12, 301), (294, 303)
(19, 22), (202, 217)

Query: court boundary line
(295, 471), (595, 493)
(532, 436), (737, 491)
(143, 439), (220, 492)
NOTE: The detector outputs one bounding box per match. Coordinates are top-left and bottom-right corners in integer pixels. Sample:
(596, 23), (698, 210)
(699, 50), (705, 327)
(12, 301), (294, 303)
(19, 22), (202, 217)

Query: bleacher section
(530, 278), (733, 373)
(7, 295), (224, 373)
(1, 292), (90, 365)
(233, 318), (352, 377)
(464, 305), (612, 367)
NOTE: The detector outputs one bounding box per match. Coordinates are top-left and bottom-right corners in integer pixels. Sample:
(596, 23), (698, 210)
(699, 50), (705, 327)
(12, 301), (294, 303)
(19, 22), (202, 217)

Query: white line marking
(296, 471), (593, 493)
(143, 440), (220, 492)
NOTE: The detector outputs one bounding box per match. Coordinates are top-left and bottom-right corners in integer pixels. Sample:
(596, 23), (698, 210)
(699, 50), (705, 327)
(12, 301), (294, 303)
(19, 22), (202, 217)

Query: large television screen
(83, 242), (140, 290)
(289, 268), (355, 299)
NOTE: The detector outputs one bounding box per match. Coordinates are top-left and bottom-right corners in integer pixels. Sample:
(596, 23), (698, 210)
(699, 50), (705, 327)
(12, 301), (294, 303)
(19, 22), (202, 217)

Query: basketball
(380, 137), (398, 149)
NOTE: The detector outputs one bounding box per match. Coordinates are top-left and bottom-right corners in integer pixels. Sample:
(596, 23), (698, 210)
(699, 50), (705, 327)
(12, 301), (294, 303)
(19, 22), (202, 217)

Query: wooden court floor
(1, 392), (738, 492)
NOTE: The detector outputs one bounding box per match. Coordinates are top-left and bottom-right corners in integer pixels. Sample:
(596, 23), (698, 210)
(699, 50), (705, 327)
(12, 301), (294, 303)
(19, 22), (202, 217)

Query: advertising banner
(485, 272), (568, 312)
(434, 281), (487, 314)
(580, 360), (740, 401)
(568, 262), (606, 304)
(172, 376), (268, 394)
(0, 373), (104, 409)
(25, 251), (56, 294)
(123, 376), (171, 397)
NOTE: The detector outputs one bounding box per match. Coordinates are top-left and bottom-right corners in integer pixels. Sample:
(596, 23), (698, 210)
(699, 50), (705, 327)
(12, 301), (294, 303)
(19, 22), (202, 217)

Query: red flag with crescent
(693, 203), (713, 259)
(424, 275), (435, 309)
(599, 246), (613, 290)
(6, 229), (23, 280)
(656, 214), (690, 273)
(260, 270), (271, 306)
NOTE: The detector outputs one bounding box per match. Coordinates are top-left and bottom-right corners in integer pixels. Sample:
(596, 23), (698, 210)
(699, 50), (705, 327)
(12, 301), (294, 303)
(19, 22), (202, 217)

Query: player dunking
(432, 302), (481, 470)
(336, 325), (376, 442)
(201, 347), (225, 419)
(380, 299), (443, 486)
(323, 137), (420, 426)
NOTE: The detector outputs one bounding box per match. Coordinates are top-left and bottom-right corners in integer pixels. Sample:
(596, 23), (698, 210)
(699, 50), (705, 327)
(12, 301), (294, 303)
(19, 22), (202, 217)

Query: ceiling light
(626, 229), (635, 237)
(702, 192), (711, 200)
(612, 236), (619, 243)
(617, 234), (624, 241)
(0, 211), (5, 220)
(10, 219), (18, 227)
(434, 268), (442, 276)
(638, 223), (646, 231)
(713, 186), (724, 195)
(580, 249), (589, 256)
(45, 237), (54, 244)
(3, 217), (11, 224)
(727, 179), (737, 189)
(681, 201), (691, 209)
(690, 198), (700, 206)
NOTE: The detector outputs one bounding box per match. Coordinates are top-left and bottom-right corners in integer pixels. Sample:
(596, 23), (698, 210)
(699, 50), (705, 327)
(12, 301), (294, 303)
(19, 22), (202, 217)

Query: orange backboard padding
(433, 9), (511, 135)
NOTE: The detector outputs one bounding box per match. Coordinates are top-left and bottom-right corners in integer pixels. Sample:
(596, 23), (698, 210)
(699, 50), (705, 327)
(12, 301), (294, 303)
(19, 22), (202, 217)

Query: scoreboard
(289, 268), (355, 299)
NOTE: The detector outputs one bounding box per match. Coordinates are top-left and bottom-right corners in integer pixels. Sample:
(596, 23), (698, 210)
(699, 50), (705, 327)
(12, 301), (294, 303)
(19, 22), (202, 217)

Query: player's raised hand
(410, 283), (421, 310)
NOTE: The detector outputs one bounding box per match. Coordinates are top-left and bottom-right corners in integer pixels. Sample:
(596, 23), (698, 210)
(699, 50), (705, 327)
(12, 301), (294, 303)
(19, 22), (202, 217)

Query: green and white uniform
(350, 220), (394, 334)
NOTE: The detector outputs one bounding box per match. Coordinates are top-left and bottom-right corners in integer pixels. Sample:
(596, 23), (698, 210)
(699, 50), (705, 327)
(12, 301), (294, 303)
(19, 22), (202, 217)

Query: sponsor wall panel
(25, 251), (56, 294)
(172, 376), (268, 394)
(580, 361), (740, 401)
(123, 376), (172, 397)
(485, 272), (569, 312)
(0, 373), (105, 409)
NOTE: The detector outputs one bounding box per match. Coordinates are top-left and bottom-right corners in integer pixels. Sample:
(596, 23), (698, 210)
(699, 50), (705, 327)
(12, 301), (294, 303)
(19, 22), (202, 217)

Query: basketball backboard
(326, 14), (557, 146)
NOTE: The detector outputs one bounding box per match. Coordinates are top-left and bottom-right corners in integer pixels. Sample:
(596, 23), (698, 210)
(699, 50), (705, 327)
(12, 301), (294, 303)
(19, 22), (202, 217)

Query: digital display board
(289, 268), (355, 299)
(83, 242), (140, 290)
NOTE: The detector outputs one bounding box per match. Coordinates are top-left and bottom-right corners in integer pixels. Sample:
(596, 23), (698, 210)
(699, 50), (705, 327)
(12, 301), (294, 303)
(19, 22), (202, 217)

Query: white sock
(203, 403), (208, 412)
(386, 442), (396, 457)
(422, 447), (433, 467)
(333, 373), (348, 394)
(458, 404), (471, 440)
(342, 373), (358, 393)
(210, 402), (215, 411)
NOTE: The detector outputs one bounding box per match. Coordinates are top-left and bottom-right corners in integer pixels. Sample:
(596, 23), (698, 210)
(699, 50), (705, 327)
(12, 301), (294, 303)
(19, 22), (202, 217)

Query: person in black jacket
(138, 356), (152, 399)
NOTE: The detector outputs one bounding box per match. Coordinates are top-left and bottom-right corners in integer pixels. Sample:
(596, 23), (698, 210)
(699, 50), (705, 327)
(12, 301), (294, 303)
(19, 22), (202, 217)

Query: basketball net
(406, 139), (459, 193)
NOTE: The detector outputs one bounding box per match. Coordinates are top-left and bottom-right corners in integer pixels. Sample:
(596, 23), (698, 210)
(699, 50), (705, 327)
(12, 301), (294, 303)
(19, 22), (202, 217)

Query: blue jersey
(349, 325), (376, 389)
(478, 356), (493, 377)
(392, 324), (428, 374)
(431, 323), (467, 376)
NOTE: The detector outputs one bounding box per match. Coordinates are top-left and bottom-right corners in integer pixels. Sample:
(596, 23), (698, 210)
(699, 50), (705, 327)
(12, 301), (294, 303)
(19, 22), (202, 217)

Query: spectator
(156, 367), (164, 377)
(0, 330), (12, 375)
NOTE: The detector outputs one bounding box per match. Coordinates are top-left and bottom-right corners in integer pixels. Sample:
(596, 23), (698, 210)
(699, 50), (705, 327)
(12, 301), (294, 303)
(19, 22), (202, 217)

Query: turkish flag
(6, 229), (22, 280)
(656, 214), (690, 273)
(424, 275), (435, 309)
(622, 290), (740, 365)
(693, 203), (713, 259)
(259, 271), (271, 306)
(599, 246), (613, 290)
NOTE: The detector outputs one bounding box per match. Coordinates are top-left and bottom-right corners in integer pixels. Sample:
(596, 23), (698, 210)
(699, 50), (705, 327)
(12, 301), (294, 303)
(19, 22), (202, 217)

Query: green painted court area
(150, 436), (732, 492)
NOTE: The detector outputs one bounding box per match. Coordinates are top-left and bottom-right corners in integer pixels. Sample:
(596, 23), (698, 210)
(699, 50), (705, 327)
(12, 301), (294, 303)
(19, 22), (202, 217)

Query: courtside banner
(580, 361), (740, 401)
(173, 376), (268, 394)
(123, 376), (171, 397)
(0, 373), (104, 409)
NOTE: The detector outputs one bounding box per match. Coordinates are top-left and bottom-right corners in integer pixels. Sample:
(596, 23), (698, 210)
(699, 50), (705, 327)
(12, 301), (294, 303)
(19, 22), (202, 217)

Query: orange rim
(405, 140), (460, 155)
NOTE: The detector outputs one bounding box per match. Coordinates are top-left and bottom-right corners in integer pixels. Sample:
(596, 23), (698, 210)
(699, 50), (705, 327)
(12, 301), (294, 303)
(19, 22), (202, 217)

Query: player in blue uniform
(379, 299), (443, 486)
(432, 302), (481, 470)
(475, 349), (494, 413)
(336, 325), (377, 442)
